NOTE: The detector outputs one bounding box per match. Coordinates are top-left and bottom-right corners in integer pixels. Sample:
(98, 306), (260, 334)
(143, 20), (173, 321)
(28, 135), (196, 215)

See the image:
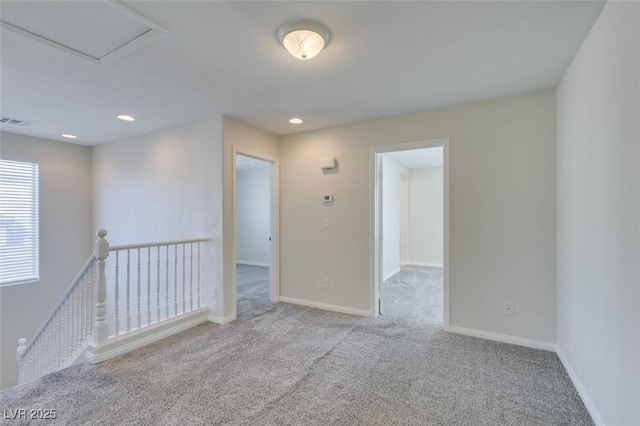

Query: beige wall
(222, 116), (279, 319)
(381, 155), (407, 280)
(0, 132), (92, 389)
(556, 2), (639, 424)
(92, 116), (223, 318)
(279, 90), (556, 343)
(407, 167), (444, 267)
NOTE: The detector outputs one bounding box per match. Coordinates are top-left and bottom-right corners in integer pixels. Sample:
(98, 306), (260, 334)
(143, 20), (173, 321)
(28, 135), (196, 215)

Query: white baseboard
(279, 296), (371, 317)
(383, 267), (401, 281)
(447, 325), (556, 352)
(207, 313), (237, 324)
(236, 261), (270, 268)
(401, 261), (444, 268)
(556, 347), (604, 426)
(85, 308), (209, 364)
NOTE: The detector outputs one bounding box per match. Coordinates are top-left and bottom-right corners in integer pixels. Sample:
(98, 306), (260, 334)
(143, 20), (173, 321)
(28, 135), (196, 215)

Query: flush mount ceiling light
(277, 20), (330, 60)
(117, 114), (135, 121)
(61, 134), (77, 139)
(289, 117), (303, 124)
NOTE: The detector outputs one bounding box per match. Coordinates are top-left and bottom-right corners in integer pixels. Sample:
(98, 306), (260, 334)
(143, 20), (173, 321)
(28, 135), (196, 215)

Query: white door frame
(232, 146), (280, 313)
(370, 138), (450, 330)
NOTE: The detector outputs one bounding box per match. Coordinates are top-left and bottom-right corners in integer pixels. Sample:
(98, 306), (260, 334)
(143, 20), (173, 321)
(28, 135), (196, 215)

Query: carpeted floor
(0, 265), (593, 425)
(236, 264), (272, 316)
(382, 265), (443, 323)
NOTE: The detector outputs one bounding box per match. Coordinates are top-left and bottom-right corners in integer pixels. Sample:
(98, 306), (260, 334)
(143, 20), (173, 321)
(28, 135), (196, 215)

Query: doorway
(233, 149), (279, 317)
(371, 139), (450, 329)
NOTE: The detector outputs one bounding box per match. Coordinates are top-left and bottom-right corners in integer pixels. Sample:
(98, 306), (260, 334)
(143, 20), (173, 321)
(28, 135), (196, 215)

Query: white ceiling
(385, 147), (443, 170)
(236, 155), (270, 171)
(0, 1), (605, 146)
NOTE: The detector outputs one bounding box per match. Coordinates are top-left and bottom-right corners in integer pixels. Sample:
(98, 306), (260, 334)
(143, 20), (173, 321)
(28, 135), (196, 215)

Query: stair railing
(16, 249), (98, 384)
(16, 230), (210, 385)
(104, 237), (208, 337)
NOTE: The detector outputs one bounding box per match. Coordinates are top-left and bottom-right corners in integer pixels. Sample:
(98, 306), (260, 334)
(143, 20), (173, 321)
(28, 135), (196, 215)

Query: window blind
(0, 158), (39, 285)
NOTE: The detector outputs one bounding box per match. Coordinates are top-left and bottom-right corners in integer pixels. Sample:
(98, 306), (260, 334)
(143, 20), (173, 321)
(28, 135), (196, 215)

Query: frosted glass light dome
(278, 20), (331, 60)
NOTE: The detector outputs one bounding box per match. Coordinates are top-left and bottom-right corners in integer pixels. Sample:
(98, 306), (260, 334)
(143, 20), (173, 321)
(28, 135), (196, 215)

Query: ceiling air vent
(0, 116), (34, 127)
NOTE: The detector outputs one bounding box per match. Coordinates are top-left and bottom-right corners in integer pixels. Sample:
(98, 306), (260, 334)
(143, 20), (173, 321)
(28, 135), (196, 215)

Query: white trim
(370, 138), (450, 330)
(447, 325), (556, 352)
(400, 262), (443, 268)
(383, 267), (401, 282)
(279, 296), (371, 317)
(556, 347), (604, 426)
(236, 260), (270, 268)
(85, 308), (209, 364)
(207, 313), (237, 325)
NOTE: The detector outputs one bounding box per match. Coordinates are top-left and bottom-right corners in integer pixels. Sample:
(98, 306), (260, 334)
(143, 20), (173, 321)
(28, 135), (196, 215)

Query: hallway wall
(279, 90), (557, 343)
(92, 116), (223, 317)
(556, 2), (640, 424)
(407, 167), (443, 267)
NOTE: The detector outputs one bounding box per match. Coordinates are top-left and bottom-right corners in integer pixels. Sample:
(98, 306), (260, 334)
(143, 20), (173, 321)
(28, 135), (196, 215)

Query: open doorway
(234, 152), (278, 316)
(372, 139), (449, 328)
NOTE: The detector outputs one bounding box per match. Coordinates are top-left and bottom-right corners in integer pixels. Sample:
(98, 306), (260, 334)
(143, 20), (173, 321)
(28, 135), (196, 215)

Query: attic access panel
(0, 1), (166, 65)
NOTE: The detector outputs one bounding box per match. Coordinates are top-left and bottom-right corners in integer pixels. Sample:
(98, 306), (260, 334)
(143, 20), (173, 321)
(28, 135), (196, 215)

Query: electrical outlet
(322, 279), (329, 289)
(323, 218), (329, 228)
(503, 302), (514, 316)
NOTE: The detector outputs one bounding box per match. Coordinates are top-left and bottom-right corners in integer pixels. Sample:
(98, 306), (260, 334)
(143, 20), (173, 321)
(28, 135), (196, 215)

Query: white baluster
(92, 229), (109, 347)
(68, 290), (73, 362)
(156, 246), (161, 322)
(147, 247), (151, 326)
(165, 245), (170, 319)
(76, 287), (82, 356)
(86, 264), (93, 342)
(83, 271), (89, 342)
(56, 310), (62, 368)
(137, 247), (141, 329)
(45, 320), (52, 374)
(71, 287), (77, 358)
(62, 298), (69, 363)
(80, 276), (86, 345)
(126, 249), (131, 332)
(189, 243), (194, 312)
(53, 311), (60, 370)
(197, 242), (201, 308)
(114, 251), (119, 336)
(174, 245), (178, 317)
(182, 243), (186, 314)
(67, 297), (73, 363)
(35, 335), (41, 379)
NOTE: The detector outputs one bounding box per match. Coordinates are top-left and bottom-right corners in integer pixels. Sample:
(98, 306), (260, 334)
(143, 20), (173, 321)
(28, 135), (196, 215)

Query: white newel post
(16, 338), (26, 361)
(16, 337), (26, 382)
(93, 229), (109, 346)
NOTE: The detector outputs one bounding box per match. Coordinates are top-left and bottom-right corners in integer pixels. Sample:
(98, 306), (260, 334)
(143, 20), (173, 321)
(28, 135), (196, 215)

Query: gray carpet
(236, 264), (272, 316)
(0, 266), (593, 425)
(383, 265), (443, 323)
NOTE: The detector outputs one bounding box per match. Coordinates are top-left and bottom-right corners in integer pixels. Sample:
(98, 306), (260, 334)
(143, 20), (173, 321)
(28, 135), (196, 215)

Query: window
(0, 158), (39, 285)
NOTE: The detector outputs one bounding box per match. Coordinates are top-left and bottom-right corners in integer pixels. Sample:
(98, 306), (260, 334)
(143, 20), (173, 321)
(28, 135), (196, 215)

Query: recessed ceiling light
(289, 118), (303, 124)
(117, 114), (135, 121)
(278, 20), (330, 60)
(61, 134), (77, 139)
